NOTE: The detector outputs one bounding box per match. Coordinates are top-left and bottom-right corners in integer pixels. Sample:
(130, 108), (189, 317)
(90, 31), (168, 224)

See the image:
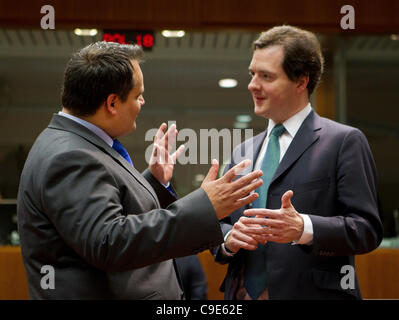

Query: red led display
(102, 30), (154, 50)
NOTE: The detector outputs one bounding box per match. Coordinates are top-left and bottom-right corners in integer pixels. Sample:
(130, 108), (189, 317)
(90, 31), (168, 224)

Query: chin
(254, 106), (268, 118)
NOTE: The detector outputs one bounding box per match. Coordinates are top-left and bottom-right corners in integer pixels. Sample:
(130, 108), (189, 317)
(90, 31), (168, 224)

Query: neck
(62, 107), (116, 139)
(272, 97), (309, 123)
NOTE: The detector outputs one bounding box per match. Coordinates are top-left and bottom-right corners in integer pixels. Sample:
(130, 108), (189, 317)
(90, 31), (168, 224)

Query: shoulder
(318, 115), (359, 134)
(317, 115), (367, 142)
(28, 128), (109, 178)
(315, 115), (372, 159)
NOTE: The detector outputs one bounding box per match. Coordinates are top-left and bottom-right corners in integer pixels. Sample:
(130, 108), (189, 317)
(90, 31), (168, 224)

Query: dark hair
(253, 25), (324, 96)
(61, 41), (144, 116)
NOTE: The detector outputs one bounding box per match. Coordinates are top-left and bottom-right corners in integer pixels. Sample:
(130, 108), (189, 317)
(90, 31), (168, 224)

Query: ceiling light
(234, 122), (249, 129)
(162, 30), (185, 38)
(236, 115), (252, 123)
(74, 28), (98, 36)
(218, 78), (238, 88)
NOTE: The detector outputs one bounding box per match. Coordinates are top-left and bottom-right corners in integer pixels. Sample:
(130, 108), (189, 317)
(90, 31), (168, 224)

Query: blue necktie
(113, 139), (176, 197)
(112, 139), (133, 167)
(244, 123), (286, 299)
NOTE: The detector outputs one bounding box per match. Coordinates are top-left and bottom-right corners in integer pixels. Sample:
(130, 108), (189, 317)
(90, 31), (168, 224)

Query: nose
(248, 76), (259, 92)
(140, 96), (145, 106)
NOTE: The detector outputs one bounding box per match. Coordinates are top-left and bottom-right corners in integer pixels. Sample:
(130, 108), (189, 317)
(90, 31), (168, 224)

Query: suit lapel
(48, 114), (160, 206)
(238, 129), (267, 171)
(105, 146), (161, 207)
(252, 130), (268, 167)
(271, 110), (322, 185)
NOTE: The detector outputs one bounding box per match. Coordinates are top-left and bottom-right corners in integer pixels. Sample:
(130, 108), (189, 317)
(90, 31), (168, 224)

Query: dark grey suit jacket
(18, 114), (223, 299)
(213, 110), (383, 300)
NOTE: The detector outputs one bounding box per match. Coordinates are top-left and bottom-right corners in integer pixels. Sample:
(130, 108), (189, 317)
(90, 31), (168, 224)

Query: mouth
(254, 96), (266, 104)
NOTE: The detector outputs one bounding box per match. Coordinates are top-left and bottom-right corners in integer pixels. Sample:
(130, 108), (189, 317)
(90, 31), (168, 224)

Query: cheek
(135, 104), (141, 115)
(130, 102), (140, 115)
(268, 82), (287, 99)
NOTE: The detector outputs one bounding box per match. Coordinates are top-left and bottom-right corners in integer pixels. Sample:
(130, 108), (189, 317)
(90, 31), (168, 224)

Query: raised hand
(201, 159), (263, 220)
(149, 123), (185, 185)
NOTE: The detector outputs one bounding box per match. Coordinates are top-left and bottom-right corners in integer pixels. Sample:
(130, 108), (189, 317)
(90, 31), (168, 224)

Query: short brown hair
(253, 25), (324, 96)
(61, 41), (144, 116)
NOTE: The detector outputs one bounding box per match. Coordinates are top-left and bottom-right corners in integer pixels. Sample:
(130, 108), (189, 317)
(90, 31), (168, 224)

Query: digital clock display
(102, 30), (155, 50)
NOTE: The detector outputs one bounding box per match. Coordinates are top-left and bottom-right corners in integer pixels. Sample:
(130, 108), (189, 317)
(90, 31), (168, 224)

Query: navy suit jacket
(213, 110), (383, 300)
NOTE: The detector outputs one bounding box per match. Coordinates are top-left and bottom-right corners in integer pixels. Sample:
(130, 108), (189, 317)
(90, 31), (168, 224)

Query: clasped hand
(225, 190), (304, 253)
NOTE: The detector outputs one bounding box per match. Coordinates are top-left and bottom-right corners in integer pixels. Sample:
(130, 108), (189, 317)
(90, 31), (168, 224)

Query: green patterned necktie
(244, 123), (286, 299)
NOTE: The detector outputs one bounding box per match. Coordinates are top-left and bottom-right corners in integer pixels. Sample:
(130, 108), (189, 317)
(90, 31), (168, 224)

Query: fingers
(149, 143), (161, 166)
(235, 169), (263, 185)
(171, 144), (185, 163)
(244, 208), (280, 218)
(154, 123), (176, 148)
(202, 159), (219, 184)
(153, 123), (185, 165)
(227, 221), (263, 251)
(238, 216), (284, 230)
(281, 190), (294, 208)
(154, 123), (167, 143)
(233, 191), (259, 209)
(164, 123), (177, 151)
(223, 159), (252, 182)
(228, 231), (258, 251)
(231, 171), (263, 197)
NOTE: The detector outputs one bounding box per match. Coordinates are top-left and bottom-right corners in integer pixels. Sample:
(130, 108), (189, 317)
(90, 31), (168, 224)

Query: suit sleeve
(41, 149), (223, 272)
(141, 168), (177, 208)
(305, 129), (383, 256)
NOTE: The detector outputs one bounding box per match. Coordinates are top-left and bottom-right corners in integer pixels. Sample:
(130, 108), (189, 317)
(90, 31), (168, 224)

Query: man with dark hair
(213, 25), (383, 300)
(17, 41), (263, 299)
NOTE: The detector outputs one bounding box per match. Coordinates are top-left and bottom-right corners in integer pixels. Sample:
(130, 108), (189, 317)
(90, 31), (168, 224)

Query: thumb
(203, 159), (219, 183)
(281, 190), (294, 209)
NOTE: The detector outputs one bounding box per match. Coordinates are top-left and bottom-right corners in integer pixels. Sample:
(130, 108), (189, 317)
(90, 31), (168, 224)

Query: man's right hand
(224, 217), (268, 253)
(201, 159), (263, 221)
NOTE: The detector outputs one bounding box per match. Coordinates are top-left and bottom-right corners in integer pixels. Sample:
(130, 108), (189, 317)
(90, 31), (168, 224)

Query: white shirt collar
(58, 111), (114, 147)
(267, 103), (312, 139)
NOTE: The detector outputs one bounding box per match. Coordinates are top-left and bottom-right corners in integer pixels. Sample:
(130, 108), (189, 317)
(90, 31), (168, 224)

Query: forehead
(249, 45), (284, 72)
(130, 59), (143, 88)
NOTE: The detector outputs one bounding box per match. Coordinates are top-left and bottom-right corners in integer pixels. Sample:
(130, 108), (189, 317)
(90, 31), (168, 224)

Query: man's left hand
(149, 123), (184, 185)
(243, 190), (304, 243)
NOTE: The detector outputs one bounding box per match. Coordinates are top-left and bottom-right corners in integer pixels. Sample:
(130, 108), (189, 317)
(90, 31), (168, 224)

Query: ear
(296, 76), (309, 94)
(105, 94), (118, 115)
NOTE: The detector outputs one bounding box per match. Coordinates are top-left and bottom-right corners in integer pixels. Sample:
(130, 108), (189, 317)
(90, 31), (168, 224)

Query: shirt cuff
(291, 214), (313, 245)
(220, 230), (235, 256)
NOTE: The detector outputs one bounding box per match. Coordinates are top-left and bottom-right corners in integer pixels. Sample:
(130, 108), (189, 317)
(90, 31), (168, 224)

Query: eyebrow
(249, 68), (276, 76)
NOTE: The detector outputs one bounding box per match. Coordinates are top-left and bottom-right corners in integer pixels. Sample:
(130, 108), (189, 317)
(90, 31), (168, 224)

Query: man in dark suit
(213, 25), (383, 300)
(17, 41), (263, 299)
(176, 255), (208, 300)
